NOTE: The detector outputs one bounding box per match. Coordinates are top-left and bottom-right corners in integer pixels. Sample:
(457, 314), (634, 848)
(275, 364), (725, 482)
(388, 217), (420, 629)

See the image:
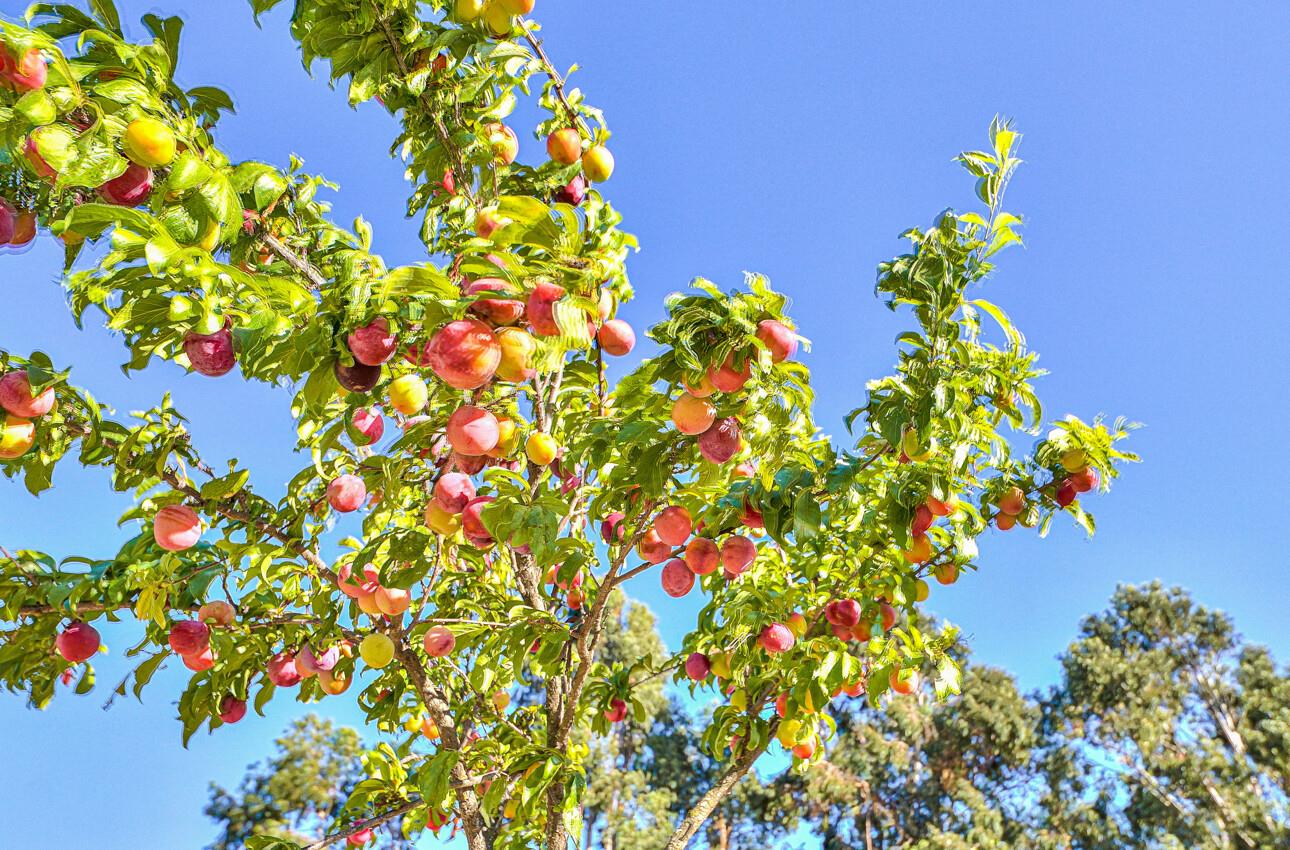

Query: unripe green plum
(360, 634), (396, 668)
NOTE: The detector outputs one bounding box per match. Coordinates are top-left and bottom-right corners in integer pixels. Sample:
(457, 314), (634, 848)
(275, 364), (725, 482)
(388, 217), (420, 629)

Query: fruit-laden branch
(60, 419), (333, 581)
(368, 4), (477, 210)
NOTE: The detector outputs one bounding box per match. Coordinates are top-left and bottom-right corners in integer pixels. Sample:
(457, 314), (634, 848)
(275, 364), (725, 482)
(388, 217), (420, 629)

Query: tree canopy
(0, 2), (1136, 848)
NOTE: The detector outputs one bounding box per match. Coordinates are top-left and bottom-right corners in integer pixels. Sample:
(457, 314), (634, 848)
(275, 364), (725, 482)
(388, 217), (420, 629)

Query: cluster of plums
(668, 319), (796, 470)
(323, 275), (637, 555)
(994, 448), (1098, 531)
(0, 369), (56, 461)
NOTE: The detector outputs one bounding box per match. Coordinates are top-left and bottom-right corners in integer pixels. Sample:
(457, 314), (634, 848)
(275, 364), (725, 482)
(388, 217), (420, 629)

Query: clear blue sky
(2, 2), (1288, 848)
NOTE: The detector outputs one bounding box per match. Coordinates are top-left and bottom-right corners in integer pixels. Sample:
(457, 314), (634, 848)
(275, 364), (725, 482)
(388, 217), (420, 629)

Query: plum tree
(0, 4), (1139, 850)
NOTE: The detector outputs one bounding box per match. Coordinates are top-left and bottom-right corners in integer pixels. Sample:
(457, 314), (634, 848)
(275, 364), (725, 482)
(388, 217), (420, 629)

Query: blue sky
(2, 1), (1289, 848)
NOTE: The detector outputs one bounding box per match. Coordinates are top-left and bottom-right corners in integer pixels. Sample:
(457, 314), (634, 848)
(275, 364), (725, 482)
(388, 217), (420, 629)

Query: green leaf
(89, 0), (121, 32)
(91, 77), (153, 105)
(252, 171), (287, 211)
(167, 152), (213, 192)
(793, 494), (821, 540)
(131, 652), (167, 699)
(141, 13), (183, 74)
(418, 749), (460, 808)
(245, 838), (302, 850)
(200, 469), (250, 501)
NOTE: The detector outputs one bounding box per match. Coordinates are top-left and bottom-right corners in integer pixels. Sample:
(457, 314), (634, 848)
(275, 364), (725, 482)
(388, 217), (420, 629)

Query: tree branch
(664, 738), (769, 850)
(260, 231), (328, 291)
(393, 639), (492, 850)
(522, 29), (593, 137)
(301, 799), (421, 850)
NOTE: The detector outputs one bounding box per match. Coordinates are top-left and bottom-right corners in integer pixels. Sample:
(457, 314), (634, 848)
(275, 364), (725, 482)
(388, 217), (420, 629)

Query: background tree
(206, 715), (388, 850)
(0, 1), (1135, 848)
(798, 640), (1040, 850)
(790, 585), (1289, 850)
(1039, 583), (1290, 850)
